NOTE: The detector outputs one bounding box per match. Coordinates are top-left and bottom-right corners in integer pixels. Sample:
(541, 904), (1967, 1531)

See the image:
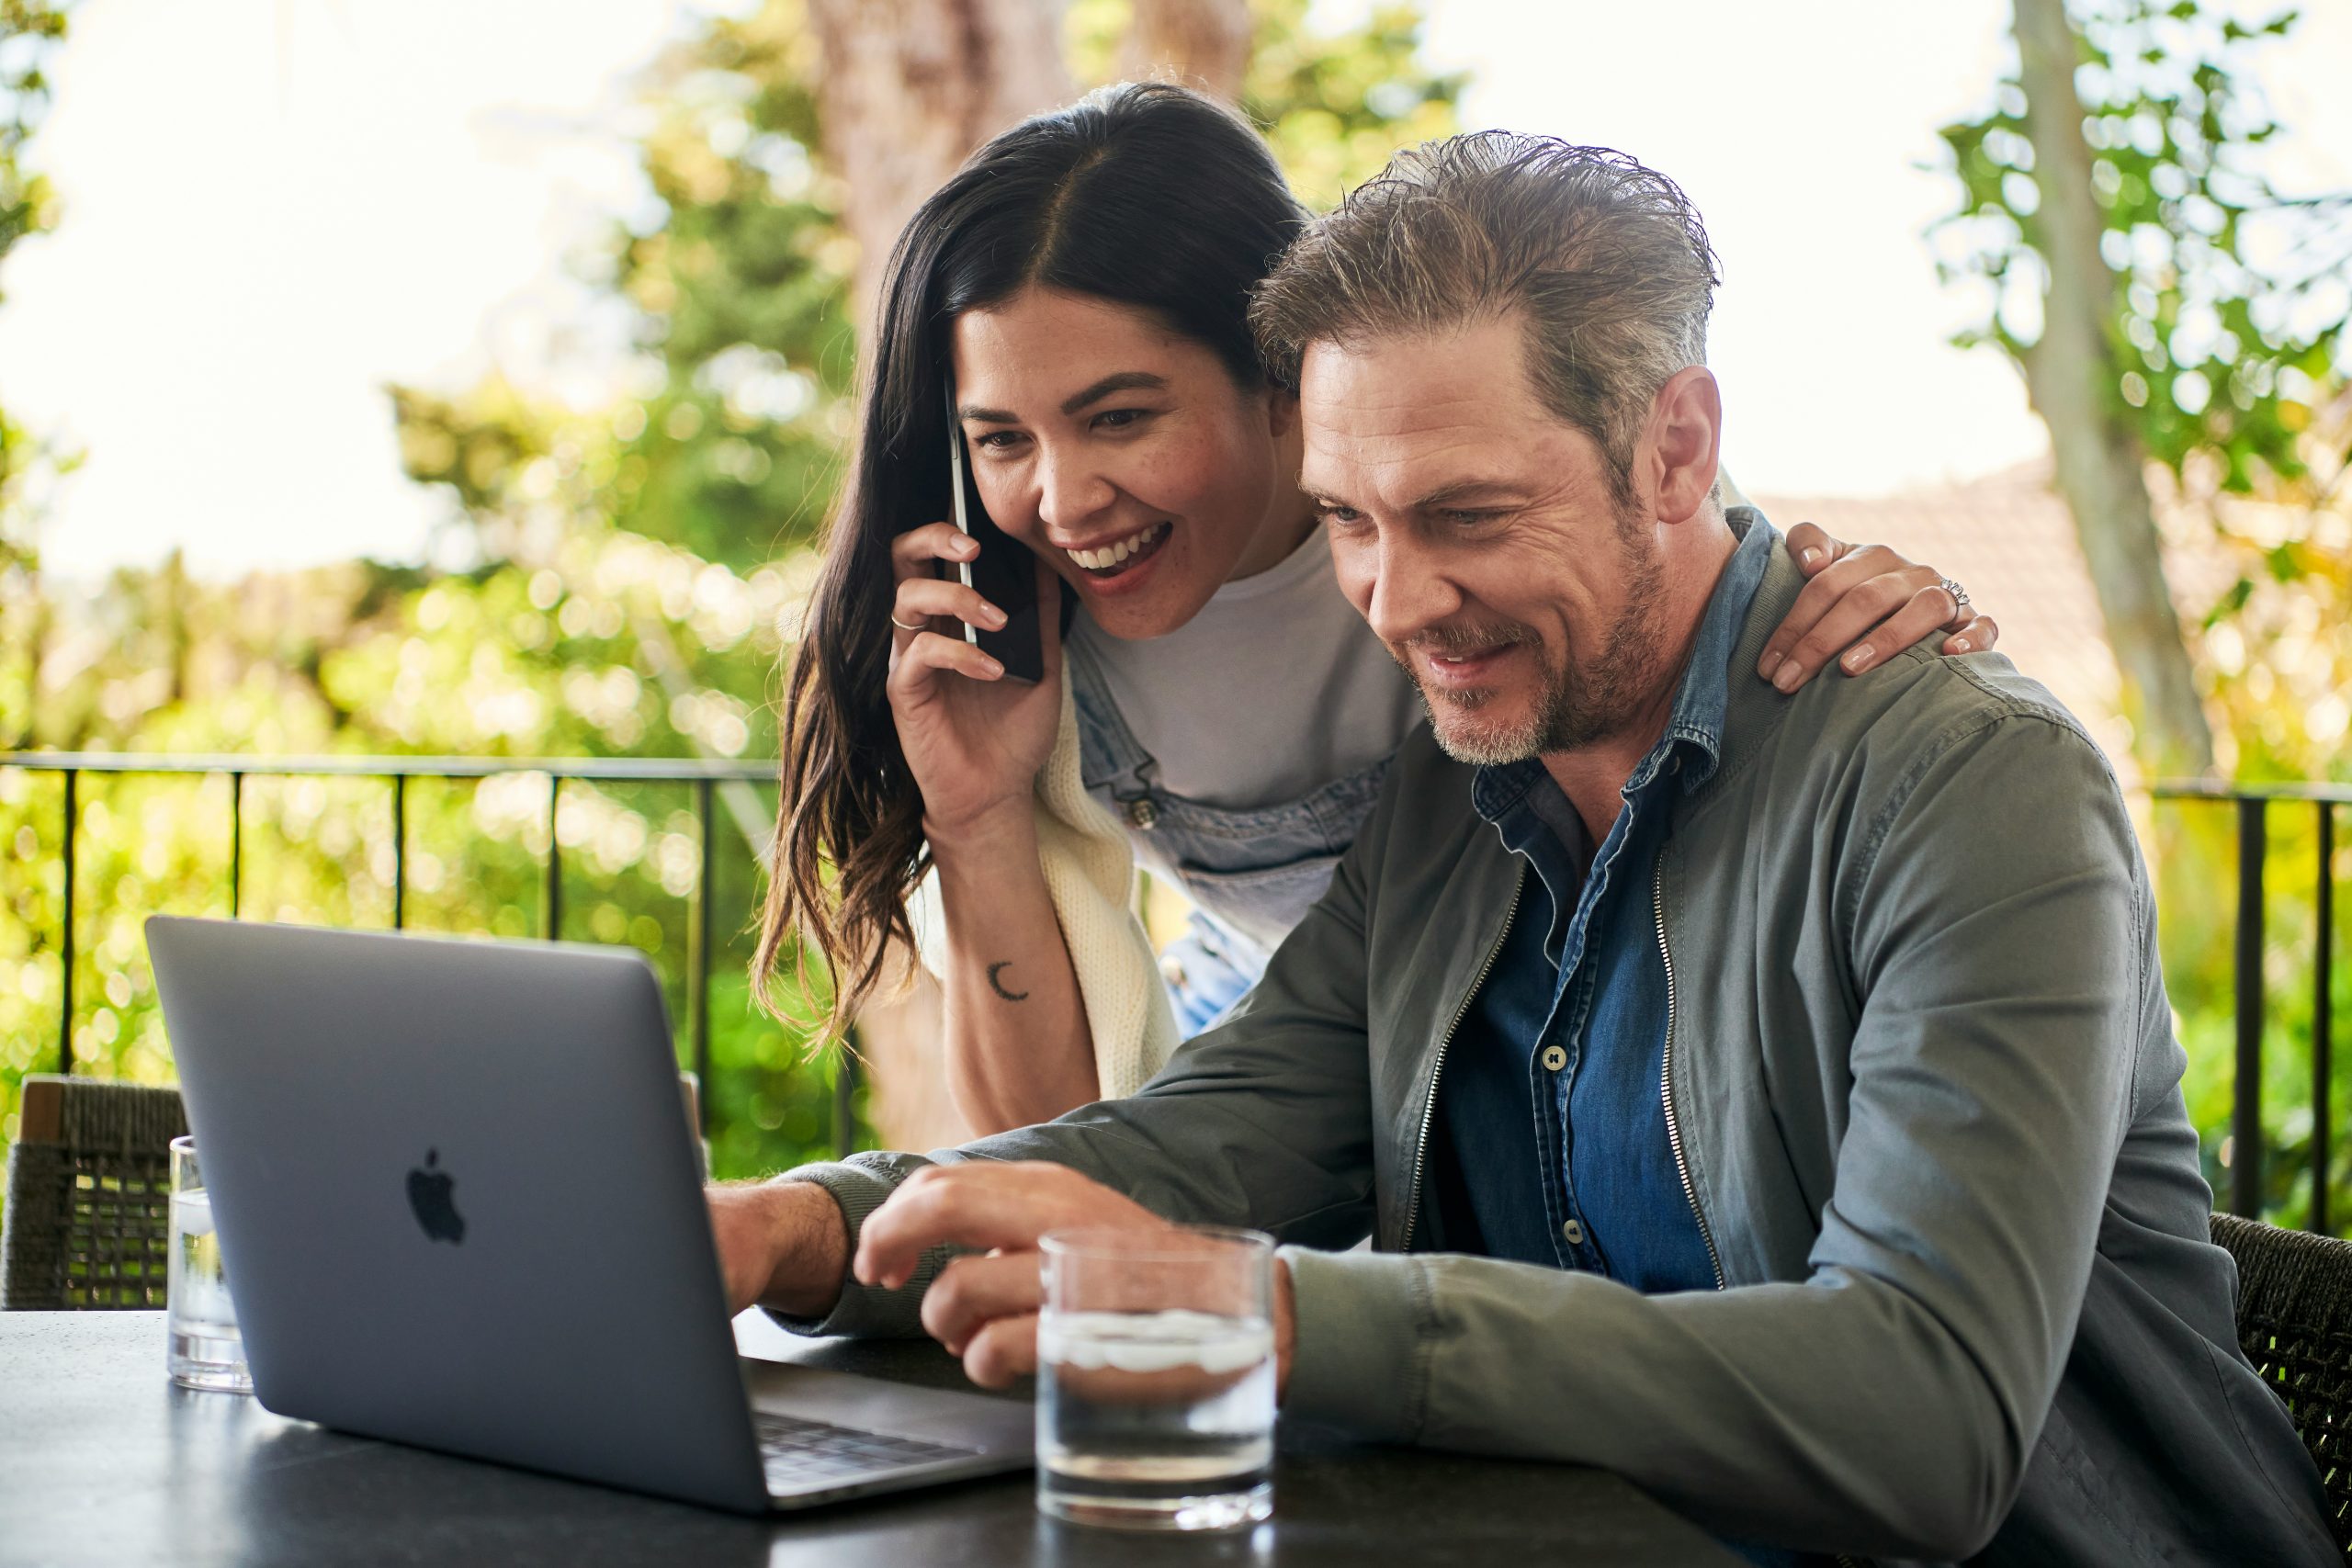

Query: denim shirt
(1439, 515), (1774, 1291)
(1448, 519), (1794, 1568)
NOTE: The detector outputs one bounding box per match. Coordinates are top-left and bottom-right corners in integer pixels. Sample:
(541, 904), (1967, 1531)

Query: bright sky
(0, 0), (2344, 580)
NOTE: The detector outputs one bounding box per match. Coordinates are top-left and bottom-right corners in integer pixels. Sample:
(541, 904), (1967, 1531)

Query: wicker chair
(2211, 1211), (2352, 1552)
(2, 1075), (188, 1310)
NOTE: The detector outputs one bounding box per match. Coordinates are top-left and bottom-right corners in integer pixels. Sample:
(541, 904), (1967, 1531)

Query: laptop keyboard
(753, 1410), (983, 1488)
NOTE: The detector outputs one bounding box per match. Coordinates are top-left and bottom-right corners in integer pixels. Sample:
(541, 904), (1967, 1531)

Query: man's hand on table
(855, 1162), (1297, 1399)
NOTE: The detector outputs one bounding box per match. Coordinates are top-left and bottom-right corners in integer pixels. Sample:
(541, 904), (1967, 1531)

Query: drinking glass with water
(1035, 1225), (1275, 1531)
(167, 1135), (252, 1393)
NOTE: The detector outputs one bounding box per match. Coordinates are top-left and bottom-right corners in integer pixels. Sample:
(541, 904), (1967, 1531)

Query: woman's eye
(972, 430), (1023, 452)
(1092, 408), (1151, 431)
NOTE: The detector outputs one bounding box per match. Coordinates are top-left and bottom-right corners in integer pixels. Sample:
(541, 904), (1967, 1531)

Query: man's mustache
(1396, 620), (1541, 658)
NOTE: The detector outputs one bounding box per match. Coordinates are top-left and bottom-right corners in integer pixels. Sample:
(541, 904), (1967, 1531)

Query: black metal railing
(4, 757), (2342, 1221)
(0, 751), (858, 1159)
(2153, 781), (2346, 1230)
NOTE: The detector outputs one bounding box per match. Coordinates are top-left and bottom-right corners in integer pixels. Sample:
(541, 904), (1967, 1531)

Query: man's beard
(1393, 508), (1668, 768)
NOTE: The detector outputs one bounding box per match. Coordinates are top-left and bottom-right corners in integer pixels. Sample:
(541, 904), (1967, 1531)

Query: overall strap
(1063, 630), (1165, 824)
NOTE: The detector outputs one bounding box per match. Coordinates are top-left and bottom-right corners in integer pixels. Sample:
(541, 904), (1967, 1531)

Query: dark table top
(0, 1310), (1738, 1567)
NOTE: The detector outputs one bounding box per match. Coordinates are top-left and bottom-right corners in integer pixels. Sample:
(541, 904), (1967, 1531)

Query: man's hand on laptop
(857, 1162), (1297, 1399)
(707, 1179), (852, 1319)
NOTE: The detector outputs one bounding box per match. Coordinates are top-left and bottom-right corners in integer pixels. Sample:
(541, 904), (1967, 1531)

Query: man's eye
(1443, 510), (1500, 526)
(1318, 505), (1365, 526)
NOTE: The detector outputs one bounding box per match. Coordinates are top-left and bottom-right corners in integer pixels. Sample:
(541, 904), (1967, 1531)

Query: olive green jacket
(781, 524), (2331, 1565)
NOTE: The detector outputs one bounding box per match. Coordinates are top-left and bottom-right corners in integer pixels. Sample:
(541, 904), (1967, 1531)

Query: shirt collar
(1473, 506), (1777, 824)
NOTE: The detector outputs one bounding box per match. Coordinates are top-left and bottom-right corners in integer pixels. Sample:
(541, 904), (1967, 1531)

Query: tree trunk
(2011, 0), (2214, 776)
(1122, 0), (1251, 102)
(803, 0), (1076, 332)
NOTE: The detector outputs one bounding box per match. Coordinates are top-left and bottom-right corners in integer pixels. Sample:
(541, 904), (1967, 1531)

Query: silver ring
(890, 615), (926, 633)
(1939, 576), (1971, 614)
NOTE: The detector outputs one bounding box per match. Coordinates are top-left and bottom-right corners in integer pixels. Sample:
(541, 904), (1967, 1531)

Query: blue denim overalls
(1065, 635), (1397, 1034)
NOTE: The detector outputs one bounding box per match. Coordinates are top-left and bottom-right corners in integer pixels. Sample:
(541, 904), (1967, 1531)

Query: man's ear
(1641, 367), (1722, 526)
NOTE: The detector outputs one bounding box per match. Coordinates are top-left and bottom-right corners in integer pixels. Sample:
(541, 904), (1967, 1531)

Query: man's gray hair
(1250, 134), (1721, 492)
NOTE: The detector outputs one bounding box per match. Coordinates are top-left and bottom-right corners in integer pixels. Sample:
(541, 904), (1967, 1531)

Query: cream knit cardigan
(913, 663), (1181, 1099)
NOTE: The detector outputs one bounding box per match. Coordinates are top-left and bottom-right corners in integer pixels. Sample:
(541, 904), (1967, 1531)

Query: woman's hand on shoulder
(886, 525), (1065, 838)
(1755, 521), (2001, 693)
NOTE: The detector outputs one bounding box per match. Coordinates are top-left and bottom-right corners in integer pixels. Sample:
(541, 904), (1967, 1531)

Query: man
(711, 135), (2332, 1564)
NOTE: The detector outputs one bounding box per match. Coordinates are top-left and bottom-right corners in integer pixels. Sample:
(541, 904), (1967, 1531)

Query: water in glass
(1036, 1228), (1275, 1531)
(167, 1139), (252, 1393)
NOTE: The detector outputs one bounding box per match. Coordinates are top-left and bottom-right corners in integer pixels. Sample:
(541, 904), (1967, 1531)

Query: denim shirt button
(1541, 1044), (1567, 1072)
(1561, 1219), (1585, 1246)
(1126, 796), (1159, 830)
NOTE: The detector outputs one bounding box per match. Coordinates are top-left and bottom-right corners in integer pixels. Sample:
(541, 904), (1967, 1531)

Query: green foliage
(1238, 0), (1464, 210)
(392, 8), (853, 581)
(1, 1), (75, 573)
(598, 0), (856, 571)
(1930, 0), (2344, 493)
(1928, 0), (2351, 786)
(0, 0), (70, 278)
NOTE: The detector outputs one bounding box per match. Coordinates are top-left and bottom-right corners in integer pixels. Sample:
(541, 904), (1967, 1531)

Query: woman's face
(948, 287), (1305, 641)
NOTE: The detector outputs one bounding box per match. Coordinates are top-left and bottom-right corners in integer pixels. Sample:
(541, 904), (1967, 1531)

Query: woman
(757, 84), (1998, 1136)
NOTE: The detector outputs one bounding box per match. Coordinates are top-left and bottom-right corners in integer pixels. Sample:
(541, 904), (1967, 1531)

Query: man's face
(1297, 316), (1668, 765)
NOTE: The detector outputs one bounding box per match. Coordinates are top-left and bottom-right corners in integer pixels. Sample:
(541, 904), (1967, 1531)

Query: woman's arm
(884, 528), (1097, 1135)
(929, 806), (1097, 1133)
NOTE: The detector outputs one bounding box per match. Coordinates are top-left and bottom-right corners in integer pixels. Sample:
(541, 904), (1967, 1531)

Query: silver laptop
(145, 915), (1032, 1516)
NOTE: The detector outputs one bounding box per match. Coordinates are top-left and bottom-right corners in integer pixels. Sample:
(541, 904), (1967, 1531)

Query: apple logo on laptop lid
(407, 1149), (467, 1245)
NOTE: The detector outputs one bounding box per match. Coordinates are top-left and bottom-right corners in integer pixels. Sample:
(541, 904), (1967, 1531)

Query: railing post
(544, 773), (562, 941)
(2317, 801), (2336, 1236)
(693, 775), (715, 1134)
(2233, 796), (2267, 1219)
(390, 773), (407, 931)
(59, 769), (76, 1077)
(228, 771), (243, 918)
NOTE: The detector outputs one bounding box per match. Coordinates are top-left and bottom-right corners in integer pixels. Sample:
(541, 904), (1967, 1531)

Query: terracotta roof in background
(1752, 460), (2142, 784)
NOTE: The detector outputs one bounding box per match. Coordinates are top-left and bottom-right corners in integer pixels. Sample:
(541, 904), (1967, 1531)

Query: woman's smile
(1060, 517), (1171, 573)
(1057, 519), (1175, 594)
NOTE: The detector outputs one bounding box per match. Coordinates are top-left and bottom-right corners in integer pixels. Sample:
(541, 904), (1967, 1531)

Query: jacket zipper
(1654, 871), (1725, 1291)
(1400, 872), (1523, 1254)
(1657, 874), (1870, 1568)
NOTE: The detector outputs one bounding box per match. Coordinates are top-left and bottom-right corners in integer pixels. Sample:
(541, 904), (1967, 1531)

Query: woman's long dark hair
(756, 82), (1307, 1039)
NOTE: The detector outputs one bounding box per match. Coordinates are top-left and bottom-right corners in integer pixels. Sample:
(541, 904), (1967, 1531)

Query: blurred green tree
(2, 0), (76, 728)
(1931, 0), (2348, 780)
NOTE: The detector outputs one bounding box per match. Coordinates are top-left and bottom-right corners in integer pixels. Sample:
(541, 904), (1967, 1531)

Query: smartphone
(938, 381), (1045, 684)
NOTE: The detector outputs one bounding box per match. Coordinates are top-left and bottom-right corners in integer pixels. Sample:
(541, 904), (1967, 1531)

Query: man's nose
(1363, 529), (1462, 646)
(1035, 446), (1116, 534)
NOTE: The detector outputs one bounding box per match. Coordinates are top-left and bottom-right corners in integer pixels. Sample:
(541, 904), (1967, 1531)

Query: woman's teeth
(1064, 521), (1170, 572)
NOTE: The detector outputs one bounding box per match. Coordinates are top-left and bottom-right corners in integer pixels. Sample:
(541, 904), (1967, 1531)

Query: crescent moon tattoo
(987, 962), (1029, 1002)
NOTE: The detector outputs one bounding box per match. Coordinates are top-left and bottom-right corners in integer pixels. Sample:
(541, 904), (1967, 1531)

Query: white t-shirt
(1068, 529), (1426, 810)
